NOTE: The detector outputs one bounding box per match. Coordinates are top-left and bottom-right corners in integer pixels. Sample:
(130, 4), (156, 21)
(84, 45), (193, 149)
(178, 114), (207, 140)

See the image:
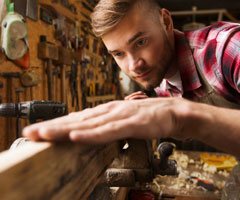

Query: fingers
(22, 98), (181, 144)
(38, 104), (129, 140)
(22, 102), (118, 141)
(125, 91), (148, 100)
(69, 122), (119, 144)
(69, 119), (132, 144)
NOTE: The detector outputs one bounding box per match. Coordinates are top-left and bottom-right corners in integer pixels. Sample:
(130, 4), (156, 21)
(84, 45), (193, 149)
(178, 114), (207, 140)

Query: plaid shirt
(155, 22), (240, 104)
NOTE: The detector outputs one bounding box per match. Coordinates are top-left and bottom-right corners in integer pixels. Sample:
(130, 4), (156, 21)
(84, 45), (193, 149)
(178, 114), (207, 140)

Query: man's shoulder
(184, 22), (240, 48)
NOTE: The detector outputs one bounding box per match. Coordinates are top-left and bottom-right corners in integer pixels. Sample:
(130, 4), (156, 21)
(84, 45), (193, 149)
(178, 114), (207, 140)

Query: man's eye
(113, 52), (124, 57)
(136, 38), (148, 47)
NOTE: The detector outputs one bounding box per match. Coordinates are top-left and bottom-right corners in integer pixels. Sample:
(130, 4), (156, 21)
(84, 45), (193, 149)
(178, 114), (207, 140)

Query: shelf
(86, 95), (116, 102)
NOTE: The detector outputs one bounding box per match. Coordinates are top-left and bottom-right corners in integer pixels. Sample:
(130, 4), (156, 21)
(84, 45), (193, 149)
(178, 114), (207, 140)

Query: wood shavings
(168, 178), (186, 190)
(218, 170), (229, 177)
(149, 151), (231, 198)
(171, 152), (189, 169)
(203, 163), (217, 174)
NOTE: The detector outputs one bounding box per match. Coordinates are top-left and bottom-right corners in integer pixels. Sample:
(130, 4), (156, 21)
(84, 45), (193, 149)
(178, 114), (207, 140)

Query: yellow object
(200, 153), (238, 171)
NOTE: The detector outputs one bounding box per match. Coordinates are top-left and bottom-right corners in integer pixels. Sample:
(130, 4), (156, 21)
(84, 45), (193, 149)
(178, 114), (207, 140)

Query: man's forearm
(181, 102), (240, 156)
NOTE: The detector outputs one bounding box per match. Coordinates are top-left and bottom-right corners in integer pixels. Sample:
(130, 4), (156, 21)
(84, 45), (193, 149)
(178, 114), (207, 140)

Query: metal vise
(102, 139), (178, 187)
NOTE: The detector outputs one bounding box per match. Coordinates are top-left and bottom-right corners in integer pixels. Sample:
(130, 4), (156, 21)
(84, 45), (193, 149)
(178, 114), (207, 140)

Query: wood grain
(0, 141), (119, 200)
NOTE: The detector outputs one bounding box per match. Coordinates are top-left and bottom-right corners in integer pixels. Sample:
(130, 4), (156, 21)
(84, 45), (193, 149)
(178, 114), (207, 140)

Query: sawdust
(147, 151), (232, 197)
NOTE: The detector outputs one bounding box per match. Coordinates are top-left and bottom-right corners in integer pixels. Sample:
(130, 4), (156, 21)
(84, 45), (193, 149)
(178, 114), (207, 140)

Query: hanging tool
(81, 1), (93, 12)
(39, 5), (55, 25)
(13, 0), (27, 18)
(53, 14), (76, 48)
(55, 47), (73, 103)
(0, 71), (39, 88)
(70, 60), (79, 110)
(38, 35), (59, 100)
(0, 72), (20, 102)
(20, 70), (39, 87)
(1, 1), (29, 68)
(0, 71), (21, 148)
(0, 81), (3, 89)
(0, 81), (4, 103)
(15, 87), (24, 138)
(26, 0), (38, 21)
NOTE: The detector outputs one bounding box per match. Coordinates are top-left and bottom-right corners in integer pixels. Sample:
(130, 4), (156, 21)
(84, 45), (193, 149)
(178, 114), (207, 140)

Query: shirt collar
(167, 70), (183, 92)
(173, 29), (202, 91)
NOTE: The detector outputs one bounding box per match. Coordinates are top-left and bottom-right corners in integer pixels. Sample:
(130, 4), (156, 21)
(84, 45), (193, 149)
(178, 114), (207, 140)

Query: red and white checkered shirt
(155, 22), (240, 104)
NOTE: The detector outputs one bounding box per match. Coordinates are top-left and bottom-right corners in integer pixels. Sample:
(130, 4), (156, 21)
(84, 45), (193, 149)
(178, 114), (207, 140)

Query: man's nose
(128, 55), (145, 72)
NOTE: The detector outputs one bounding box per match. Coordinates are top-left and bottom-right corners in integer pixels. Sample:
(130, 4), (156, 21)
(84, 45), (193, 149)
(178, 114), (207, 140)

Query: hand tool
(0, 81), (3, 89)
(156, 142), (177, 175)
(101, 140), (178, 187)
(81, 1), (93, 12)
(55, 46), (73, 103)
(0, 71), (21, 148)
(0, 72), (20, 102)
(13, 0), (27, 18)
(39, 5), (56, 25)
(20, 70), (39, 87)
(0, 80), (3, 104)
(0, 70), (38, 88)
(69, 60), (79, 110)
(15, 87), (24, 138)
(0, 100), (68, 124)
(38, 35), (59, 100)
(26, 0), (38, 21)
(80, 71), (87, 109)
(1, 7), (28, 61)
(53, 15), (67, 45)
(85, 0), (96, 8)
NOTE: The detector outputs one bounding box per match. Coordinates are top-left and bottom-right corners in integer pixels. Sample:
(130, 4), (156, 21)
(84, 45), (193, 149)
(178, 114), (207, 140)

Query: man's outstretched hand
(23, 97), (240, 156)
(23, 98), (186, 144)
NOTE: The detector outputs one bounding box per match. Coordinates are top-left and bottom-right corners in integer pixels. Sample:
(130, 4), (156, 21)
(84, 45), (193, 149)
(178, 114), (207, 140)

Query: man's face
(102, 5), (175, 90)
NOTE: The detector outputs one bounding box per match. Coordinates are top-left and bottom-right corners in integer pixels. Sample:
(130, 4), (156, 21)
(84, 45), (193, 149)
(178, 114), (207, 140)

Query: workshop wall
(0, 0), (120, 151)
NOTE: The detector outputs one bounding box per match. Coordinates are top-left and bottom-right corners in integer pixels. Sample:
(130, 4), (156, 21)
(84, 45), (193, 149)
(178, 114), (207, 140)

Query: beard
(135, 35), (175, 91)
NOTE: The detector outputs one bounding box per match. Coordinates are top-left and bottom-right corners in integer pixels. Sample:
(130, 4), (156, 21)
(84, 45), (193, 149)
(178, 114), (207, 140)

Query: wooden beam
(0, 141), (119, 200)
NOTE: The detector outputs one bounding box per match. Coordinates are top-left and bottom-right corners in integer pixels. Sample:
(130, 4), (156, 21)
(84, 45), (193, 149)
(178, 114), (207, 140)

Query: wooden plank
(0, 141), (119, 200)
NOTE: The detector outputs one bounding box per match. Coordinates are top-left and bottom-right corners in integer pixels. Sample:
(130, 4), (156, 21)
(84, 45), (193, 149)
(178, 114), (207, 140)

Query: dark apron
(192, 63), (240, 109)
(163, 63), (240, 151)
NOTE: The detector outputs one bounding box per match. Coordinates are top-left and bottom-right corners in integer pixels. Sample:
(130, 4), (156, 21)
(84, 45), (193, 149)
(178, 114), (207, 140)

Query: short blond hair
(91, 0), (160, 37)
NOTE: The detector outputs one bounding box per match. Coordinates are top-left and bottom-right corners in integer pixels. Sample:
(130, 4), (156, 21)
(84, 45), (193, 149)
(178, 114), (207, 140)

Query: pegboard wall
(0, 0), (121, 151)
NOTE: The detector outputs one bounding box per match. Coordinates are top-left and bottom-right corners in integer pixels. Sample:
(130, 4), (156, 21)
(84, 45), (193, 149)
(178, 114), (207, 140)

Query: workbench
(147, 150), (236, 200)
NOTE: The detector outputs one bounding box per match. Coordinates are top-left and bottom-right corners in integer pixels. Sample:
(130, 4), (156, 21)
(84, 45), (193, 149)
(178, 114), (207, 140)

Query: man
(23, 0), (240, 156)
(91, 0), (240, 108)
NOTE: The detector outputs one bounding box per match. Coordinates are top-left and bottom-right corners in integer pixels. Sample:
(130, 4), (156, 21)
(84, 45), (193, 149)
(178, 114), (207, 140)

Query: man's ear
(160, 8), (173, 32)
